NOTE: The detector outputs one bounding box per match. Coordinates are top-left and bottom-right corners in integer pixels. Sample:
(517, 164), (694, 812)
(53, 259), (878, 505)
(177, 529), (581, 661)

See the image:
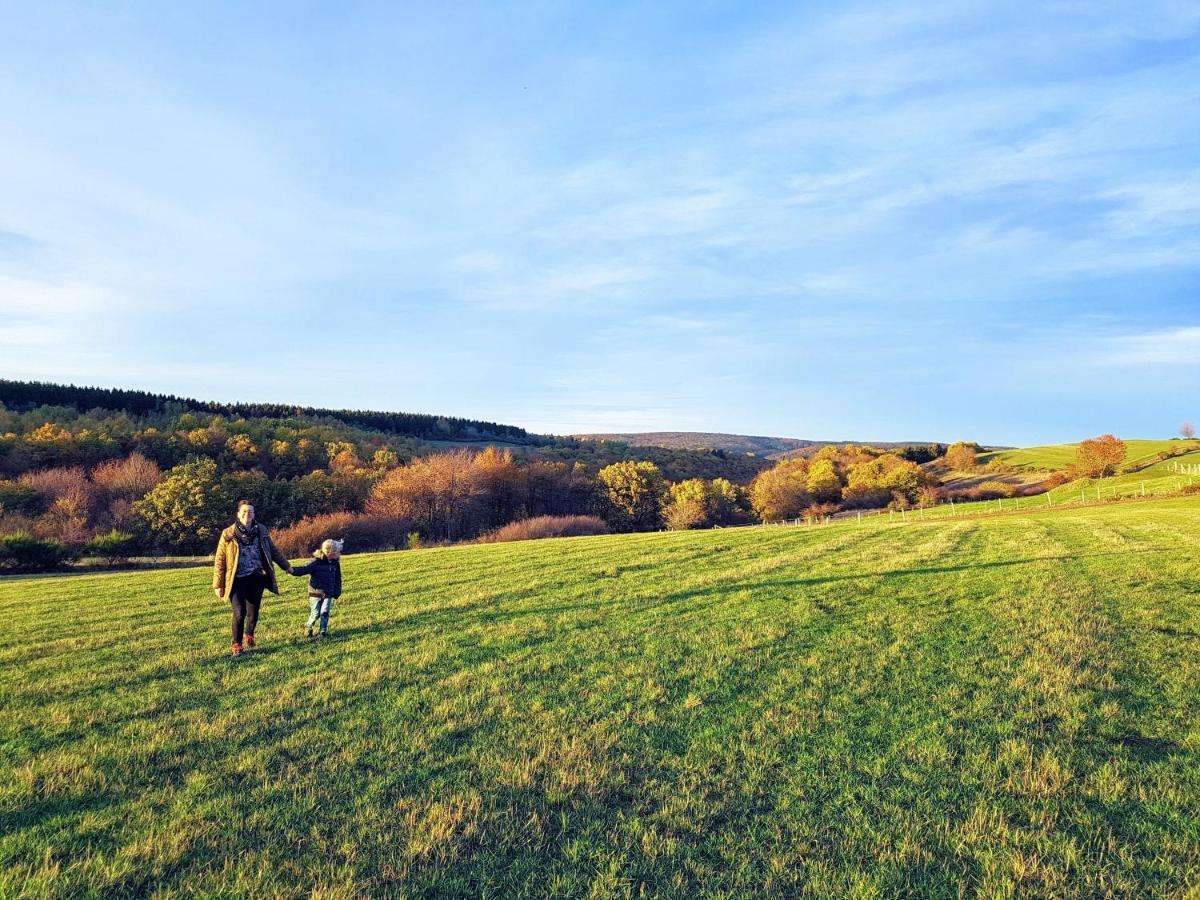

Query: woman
(212, 500), (294, 656)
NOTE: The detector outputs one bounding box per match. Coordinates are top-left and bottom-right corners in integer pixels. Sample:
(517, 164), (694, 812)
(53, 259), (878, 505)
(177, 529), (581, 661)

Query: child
(290, 539), (343, 639)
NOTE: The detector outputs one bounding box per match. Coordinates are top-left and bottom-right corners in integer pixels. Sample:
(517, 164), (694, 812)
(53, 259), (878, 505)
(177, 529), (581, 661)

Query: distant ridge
(0, 378), (542, 445)
(577, 432), (943, 460)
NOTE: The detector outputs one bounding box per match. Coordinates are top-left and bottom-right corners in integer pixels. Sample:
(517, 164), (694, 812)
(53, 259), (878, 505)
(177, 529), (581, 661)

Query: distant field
(978, 439), (1196, 472)
(919, 449), (1200, 522)
(3, 499), (1200, 896)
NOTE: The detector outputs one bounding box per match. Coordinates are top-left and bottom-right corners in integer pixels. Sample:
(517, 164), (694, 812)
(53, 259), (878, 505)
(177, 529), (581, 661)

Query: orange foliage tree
(1075, 434), (1126, 477)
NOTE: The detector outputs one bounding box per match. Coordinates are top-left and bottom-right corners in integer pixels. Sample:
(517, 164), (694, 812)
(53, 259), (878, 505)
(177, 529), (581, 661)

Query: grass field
(978, 439), (1197, 472)
(3, 499), (1200, 897)
(911, 449), (1200, 523)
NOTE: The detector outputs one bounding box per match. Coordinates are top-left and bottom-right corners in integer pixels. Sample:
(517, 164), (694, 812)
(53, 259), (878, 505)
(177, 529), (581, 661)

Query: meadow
(977, 440), (1192, 472)
(2, 498), (1199, 897)
(911, 448), (1200, 524)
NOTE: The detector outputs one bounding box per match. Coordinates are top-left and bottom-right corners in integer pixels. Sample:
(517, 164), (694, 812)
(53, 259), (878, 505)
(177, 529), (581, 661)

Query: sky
(1, 1), (1197, 445)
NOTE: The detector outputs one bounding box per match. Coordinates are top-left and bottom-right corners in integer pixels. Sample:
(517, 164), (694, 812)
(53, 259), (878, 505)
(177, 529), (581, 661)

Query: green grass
(913, 449), (1200, 522)
(979, 439), (1197, 472)
(3, 500), (1200, 897)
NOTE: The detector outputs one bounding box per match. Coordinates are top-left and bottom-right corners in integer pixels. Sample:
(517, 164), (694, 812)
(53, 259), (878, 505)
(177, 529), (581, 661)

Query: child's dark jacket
(291, 551), (342, 598)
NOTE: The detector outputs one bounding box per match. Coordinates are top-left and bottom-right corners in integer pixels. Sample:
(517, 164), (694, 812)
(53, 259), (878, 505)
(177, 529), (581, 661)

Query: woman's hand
(214, 588), (224, 599)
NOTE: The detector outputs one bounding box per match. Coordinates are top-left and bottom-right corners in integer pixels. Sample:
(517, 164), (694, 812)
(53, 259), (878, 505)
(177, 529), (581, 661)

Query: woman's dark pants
(229, 574), (267, 644)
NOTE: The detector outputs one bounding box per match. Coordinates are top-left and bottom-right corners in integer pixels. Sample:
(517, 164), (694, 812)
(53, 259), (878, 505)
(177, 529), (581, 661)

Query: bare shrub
(92, 453), (162, 501)
(18, 468), (95, 545)
(952, 480), (1018, 501)
(917, 485), (945, 507)
(477, 515), (610, 544)
(367, 450), (483, 541)
(272, 511), (410, 557)
(1041, 471), (1072, 489)
(19, 467), (95, 513)
(0, 512), (37, 536)
(802, 502), (839, 523)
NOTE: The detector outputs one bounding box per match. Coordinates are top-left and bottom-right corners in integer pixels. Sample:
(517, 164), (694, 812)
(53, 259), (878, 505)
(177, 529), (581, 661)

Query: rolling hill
(977, 439), (1193, 472)
(577, 432), (947, 460)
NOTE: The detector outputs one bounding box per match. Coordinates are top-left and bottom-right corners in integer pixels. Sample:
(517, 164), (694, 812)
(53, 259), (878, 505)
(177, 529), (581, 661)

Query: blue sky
(1, 1), (1197, 444)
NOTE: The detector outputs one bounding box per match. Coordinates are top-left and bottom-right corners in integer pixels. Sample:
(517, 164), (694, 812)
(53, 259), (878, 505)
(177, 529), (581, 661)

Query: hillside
(578, 432), (945, 460)
(922, 447), (1200, 520)
(977, 439), (1192, 472)
(0, 378), (540, 446)
(4, 497), (1199, 896)
(0, 379), (771, 489)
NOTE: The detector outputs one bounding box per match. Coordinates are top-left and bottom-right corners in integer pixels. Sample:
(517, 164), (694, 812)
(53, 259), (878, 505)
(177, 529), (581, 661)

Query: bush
(1042, 471), (1072, 489)
(84, 529), (140, 564)
(477, 515), (610, 544)
(917, 485), (945, 507)
(272, 512), (409, 558)
(0, 533), (75, 572)
(969, 480), (1018, 500)
(0, 481), (47, 516)
(92, 453), (162, 501)
(802, 502), (839, 523)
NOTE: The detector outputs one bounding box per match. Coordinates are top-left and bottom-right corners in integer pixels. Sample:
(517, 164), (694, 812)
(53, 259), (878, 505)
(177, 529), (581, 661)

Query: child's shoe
(318, 631), (329, 640)
(244, 633), (256, 650)
(231, 642), (243, 657)
(306, 627), (314, 640)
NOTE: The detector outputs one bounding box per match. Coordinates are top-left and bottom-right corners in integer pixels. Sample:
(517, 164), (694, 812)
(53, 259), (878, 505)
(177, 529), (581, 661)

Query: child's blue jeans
(307, 595), (333, 633)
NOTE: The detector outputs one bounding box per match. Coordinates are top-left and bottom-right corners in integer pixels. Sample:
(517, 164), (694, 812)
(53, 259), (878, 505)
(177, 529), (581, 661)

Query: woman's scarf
(234, 520), (260, 547)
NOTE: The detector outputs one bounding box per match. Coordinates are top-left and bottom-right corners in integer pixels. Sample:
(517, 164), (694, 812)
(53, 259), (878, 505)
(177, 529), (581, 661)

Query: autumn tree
(598, 460), (666, 532)
(1076, 434), (1126, 477)
(708, 477), (745, 525)
(750, 458), (811, 522)
(226, 434), (259, 468)
(367, 450), (482, 540)
(663, 479), (712, 530)
(944, 441), (978, 471)
(526, 460), (596, 518)
(471, 447), (527, 530)
(804, 458), (842, 502)
(842, 456), (931, 508)
(372, 448), (400, 470)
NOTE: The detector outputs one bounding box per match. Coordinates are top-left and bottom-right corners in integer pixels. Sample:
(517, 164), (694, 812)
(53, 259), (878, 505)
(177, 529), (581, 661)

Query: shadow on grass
(1148, 624), (1200, 639)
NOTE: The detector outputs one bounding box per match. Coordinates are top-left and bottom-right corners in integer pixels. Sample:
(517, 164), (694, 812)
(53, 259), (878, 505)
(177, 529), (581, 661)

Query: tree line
(0, 378), (538, 444)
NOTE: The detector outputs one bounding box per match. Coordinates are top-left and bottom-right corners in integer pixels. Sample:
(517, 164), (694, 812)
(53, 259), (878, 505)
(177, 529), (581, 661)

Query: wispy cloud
(1100, 326), (1200, 366)
(0, 1), (1197, 441)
